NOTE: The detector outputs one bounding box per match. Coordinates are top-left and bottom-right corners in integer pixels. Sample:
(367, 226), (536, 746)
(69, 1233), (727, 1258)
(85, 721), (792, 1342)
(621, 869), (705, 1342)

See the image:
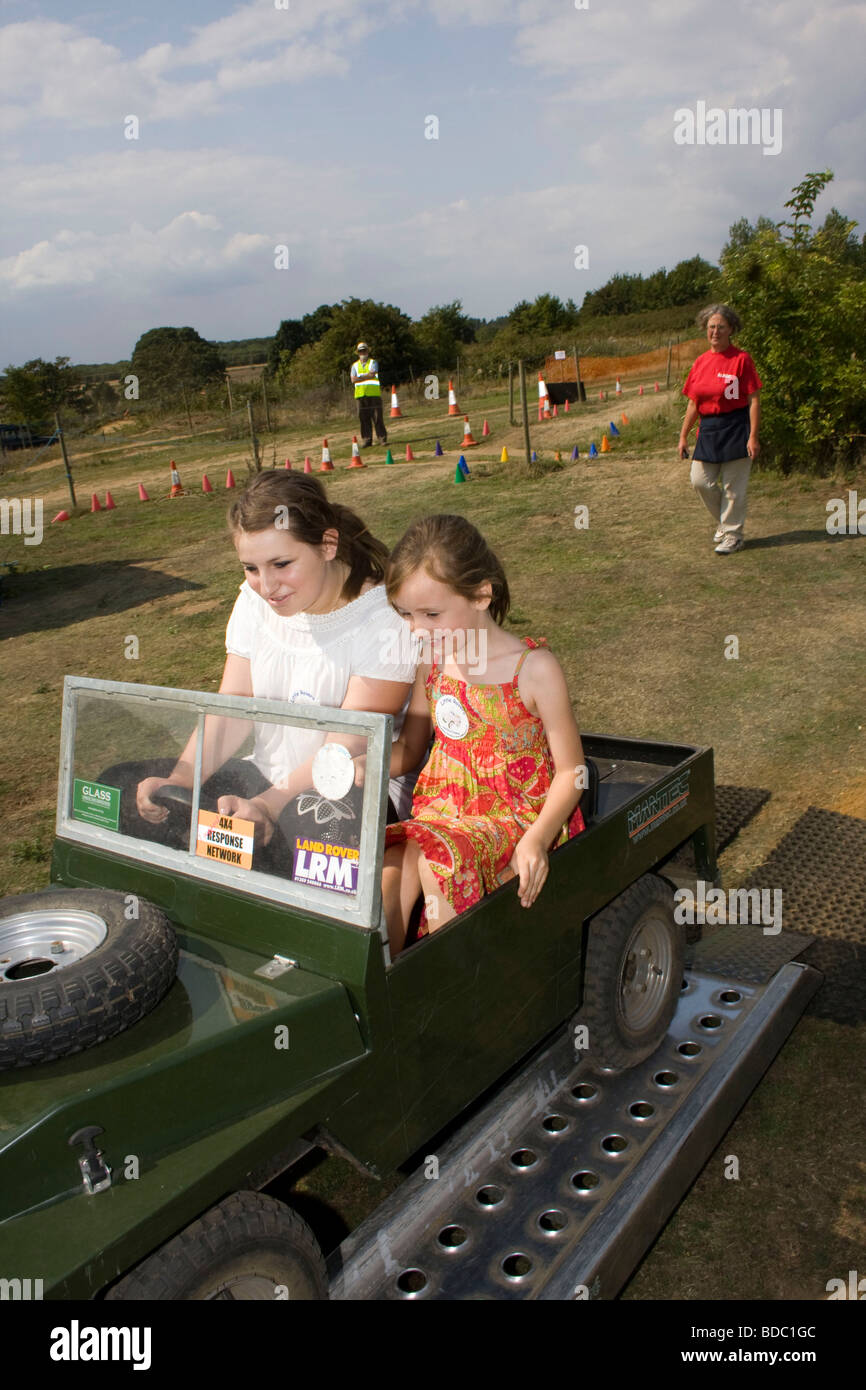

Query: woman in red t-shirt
(678, 304), (762, 554)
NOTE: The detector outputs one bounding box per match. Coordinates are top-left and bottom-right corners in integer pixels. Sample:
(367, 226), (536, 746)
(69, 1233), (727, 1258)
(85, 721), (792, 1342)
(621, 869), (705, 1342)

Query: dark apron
(694, 406), (749, 464)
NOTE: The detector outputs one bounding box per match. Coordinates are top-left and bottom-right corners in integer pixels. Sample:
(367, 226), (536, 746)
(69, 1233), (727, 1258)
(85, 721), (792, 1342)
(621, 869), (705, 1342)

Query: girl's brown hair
(227, 471), (387, 601)
(385, 514), (511, 624)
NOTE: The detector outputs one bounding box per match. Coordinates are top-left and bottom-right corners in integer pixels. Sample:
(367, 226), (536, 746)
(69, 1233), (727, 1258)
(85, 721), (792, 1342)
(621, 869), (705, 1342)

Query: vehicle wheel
(576, 874), (684, 1072)
(0, 888), (178, 1071)
(105, 1192), (328, 1300)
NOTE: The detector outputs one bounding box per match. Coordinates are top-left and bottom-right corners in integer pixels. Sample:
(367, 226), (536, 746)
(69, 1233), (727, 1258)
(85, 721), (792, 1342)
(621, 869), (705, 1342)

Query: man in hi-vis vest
(351, 341), (388, 449)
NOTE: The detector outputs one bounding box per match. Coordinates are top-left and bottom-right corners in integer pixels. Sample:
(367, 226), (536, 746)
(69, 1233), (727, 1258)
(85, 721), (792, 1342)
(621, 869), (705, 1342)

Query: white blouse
(225, 580), (418, 811)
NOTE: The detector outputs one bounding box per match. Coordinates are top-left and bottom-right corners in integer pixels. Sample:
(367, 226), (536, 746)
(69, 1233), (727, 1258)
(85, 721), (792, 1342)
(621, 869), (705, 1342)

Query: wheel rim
(618, 912), (674, 1031)
(0, 909), (108, 983)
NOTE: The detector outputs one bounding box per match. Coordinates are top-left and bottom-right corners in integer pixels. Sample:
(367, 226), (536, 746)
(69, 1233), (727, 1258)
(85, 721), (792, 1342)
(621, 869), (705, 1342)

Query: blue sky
(1, 0), (864, 364)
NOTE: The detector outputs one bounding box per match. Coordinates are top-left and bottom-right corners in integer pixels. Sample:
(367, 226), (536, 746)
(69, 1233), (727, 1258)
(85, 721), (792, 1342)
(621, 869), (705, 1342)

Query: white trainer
(713, 527), (725, 544)
(715, 534), (744, 555)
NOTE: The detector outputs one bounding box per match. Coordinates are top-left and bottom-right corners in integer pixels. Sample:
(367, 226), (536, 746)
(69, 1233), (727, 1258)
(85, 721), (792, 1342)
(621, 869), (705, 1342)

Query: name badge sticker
(435, 694), (470, 740)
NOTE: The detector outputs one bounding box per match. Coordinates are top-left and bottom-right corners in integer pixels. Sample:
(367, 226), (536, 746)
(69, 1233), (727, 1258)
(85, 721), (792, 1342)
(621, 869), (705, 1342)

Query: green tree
(413, 300), (476, 366)
(267, 319), (306, 375)
(508, 293), (575, 336)
(281, 298), (422, 387)
(718, 170), (866, 473)
(129, 327), (225, 402)
(0, 356), (83, 424)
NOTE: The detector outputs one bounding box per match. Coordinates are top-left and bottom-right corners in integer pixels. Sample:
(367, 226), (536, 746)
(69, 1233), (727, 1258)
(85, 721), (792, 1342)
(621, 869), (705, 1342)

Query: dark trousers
(358, 397), (387, 446)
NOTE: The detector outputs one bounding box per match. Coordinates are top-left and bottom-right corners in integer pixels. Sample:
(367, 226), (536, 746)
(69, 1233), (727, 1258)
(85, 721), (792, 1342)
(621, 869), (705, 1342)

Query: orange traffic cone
(482, 419), (490, 437)
(615, 378), (622, 395)
(554, 449), (562, 462)
(138, 482), (150, 501)
(52, 510), (70, 524)
(621, 413), (629, 425)
(169, 463), (183, 497)
(500, 446), (509, 463)
(104, 491), (116, 509)
(601, 435), (610, 452)
(461, 416), (478, 447)
(348, 438), (364, 469)
(90, 493), (101, 512)
(322, 439), (335, 471)
(202, 475), (213, 493)
(538, 374), (550, 419)
(405, 444), (415, 461)
(389, 386), (403, 418)
(552, 403), (558, 418)
(654, 382), (660, 392)
(447, 380), (460, 415)
(303, 456), (312, 474)
(225, 469), (236, 489)
(564, 398), (570, 413)
(639, 385), (645, 396)
(285, 456), (292, 469)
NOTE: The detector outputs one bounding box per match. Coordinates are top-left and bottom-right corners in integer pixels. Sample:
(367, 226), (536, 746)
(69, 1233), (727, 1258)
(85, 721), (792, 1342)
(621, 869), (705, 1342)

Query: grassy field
(1, 381), (864, 1299)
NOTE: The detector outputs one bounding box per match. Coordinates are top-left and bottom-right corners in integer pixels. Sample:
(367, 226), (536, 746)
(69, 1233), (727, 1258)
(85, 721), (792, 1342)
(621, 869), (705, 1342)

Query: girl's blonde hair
(385, 514), (510, 624)
(227, 471), (387, 600)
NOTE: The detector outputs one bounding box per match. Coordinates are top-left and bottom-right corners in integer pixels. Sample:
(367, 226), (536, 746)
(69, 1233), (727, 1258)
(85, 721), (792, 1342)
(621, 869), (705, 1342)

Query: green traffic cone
(384, 448), (394, 465)
(454, 464), (465, 483)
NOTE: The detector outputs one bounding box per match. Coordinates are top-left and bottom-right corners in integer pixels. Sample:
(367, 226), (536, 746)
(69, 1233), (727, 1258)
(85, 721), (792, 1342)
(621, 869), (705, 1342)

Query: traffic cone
(52, 509), (70, 523)
(598, 390), (604, 402)
(454, 464), (465, 483)
(434, 439), (444, 456)
(554, 449), (562, 462)
(538, 373), (550, 416)
(571, 445), (579, 461)
(458, 454), (470, 477)
(285, 456), (292, 469)
(639, 385), (644, 396)
(202, 474), (213, 493)
(322, 438), (335, 471)
(552, 403), (558, 418)
(169, 463), (183, 497)
(654, 382), (660, 392)
(609, 422), (621, 436)
(138, 482), (150, 501)
(348, 438), (364, 470)
(543, 396), (551, 420)
(462, 416), (478, 447)
(405, 444), (415, 461)
(615, 378), (622, 396)
(303, 457), (312, 474)
(389, 387), (403, 418)
(226, 469), (236, 489)
(448, 380), (460, 415)
(500, 446), (509, 463)
(564, 398), (570, 413)
(104, 491), (116, 509)
(90, 493), (101, 512)
(621, 413), (629, 426)
(385, 448), (395, 465)
(589, 442), (598, 458)
(601, 435), (611, 452)
(531, 450), (537, 463)
(482, 419), (490, 437)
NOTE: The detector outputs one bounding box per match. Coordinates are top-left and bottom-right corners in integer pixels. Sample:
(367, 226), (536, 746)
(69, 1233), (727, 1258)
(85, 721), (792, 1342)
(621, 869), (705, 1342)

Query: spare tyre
(0, 888), (178, 1070)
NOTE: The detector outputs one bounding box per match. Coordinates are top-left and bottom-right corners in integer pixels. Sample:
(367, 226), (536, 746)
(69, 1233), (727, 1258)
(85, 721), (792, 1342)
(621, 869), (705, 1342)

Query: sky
(1, 0), (864, 366)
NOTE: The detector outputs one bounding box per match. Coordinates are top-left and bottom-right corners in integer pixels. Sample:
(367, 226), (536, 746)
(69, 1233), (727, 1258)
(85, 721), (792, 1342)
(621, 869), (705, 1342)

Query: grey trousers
(690, 456), (751, 539)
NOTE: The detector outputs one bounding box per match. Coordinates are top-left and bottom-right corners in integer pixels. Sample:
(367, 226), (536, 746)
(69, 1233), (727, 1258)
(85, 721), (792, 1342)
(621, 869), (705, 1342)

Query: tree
(413, 300), (475, 366)
(281, 298), (422, 387)
(267, 319), (306, 375)
(0, 356), (82, 424)
(718, 170), (866, 473)
(129, 327), (225, 402)
(508, 293), (575, 336)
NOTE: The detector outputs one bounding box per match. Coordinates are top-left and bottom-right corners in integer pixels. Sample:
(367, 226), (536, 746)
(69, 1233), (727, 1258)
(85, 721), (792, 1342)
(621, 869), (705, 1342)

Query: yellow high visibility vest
(352, 358), (381, 398)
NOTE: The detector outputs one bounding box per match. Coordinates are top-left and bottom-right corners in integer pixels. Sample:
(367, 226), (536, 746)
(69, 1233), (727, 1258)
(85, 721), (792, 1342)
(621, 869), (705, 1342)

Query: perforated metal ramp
(329, 938), (819, 1301)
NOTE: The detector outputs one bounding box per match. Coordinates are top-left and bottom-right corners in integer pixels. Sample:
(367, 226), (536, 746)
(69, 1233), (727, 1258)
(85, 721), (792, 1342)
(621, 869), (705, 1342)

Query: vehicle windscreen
(57, 677), (391, 930)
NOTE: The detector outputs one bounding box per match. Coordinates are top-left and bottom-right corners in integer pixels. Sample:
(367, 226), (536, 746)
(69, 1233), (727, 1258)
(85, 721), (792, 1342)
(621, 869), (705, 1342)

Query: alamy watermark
(673, 102), (782, 157)
(379, 626), (488, 676)
(0, 497), (43, 545)
(826, 490), (866, 534)
(674, 880), (782, 935)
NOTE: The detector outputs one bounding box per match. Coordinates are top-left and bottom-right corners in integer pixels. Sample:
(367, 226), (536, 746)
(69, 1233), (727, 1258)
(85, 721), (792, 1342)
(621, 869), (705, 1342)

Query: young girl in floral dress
(382, 514), (585, 955)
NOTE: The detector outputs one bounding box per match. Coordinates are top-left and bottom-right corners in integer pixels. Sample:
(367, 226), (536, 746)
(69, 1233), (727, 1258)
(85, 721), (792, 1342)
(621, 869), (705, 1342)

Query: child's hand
(216, 795), (275, 847)
(510, 831), (549, 908)
(353, 754), (367, 788)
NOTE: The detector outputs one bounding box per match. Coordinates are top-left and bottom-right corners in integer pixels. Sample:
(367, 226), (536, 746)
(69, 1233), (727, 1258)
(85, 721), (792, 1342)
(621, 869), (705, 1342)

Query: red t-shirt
(682, 346), (762, 415)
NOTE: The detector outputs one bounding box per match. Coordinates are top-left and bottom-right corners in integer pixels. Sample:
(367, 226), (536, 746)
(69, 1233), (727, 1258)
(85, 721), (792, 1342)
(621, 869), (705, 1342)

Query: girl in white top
(135, 472), (416, 857)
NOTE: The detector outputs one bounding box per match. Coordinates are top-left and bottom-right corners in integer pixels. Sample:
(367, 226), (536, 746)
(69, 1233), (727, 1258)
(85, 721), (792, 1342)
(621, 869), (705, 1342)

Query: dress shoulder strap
(511, 636), (547, 684)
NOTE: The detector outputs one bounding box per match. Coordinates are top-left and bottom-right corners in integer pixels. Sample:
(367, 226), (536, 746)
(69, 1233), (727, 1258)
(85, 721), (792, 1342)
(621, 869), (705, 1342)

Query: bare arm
(678, 399), (699, 458)
(747, 390), (761, 458)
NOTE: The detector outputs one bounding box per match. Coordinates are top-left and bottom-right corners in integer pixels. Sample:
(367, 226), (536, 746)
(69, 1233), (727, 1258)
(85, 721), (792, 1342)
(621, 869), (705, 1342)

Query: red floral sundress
(384, 637), (585, 934)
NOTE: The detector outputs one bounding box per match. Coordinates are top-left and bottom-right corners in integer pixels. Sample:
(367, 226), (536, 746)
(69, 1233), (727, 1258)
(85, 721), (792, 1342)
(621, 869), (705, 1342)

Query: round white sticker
(312, 743), (355, 800)
(435, 694), (470, 740)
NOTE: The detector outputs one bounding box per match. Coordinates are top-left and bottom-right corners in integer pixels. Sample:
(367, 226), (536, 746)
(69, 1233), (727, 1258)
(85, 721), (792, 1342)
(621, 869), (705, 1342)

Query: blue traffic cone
(609, 422), (621, 436)
(531, 450), (537, 463)
(434, 439), (444, 456)
(571, 445), (579, 460)
(458, 454), (470, 476)
(589, 442), (598, 458)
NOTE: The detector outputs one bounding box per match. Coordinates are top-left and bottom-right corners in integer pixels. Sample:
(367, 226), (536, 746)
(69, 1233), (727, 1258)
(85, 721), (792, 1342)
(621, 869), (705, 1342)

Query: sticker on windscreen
(73, 779), (120, 831)
(196, 810), (255, 869)
(312, 743), (355, 801)
(293, 837), (359, 895)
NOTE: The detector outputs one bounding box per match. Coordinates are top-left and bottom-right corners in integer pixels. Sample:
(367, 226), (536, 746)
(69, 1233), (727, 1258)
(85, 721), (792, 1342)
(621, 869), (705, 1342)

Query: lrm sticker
(293, 837), (359, 895)
(196, 810), (255, 869)
(627, 770), (691, 843)
(73, 779), (120, 831)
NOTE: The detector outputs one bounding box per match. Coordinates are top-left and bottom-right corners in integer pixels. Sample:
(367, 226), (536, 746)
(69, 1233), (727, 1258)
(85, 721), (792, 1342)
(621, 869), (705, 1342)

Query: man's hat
(356, 341), (369, 352)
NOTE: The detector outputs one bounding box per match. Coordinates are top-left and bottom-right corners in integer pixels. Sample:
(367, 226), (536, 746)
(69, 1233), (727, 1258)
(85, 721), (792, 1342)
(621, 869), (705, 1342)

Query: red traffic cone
(654, 382), (659, 392)
(639, 384), (644, 396)
(321, 438), (335, 471)
(538, 374), (550, 419)
(90, 493), (102, 512)
(598, 390), (604, 401)
(447, 380), (460, 415)
(462, 415), (478, 447)
(303, 456), (312, 474)
(202, 474), (213, 493)
(552, 403), (558, 418)
(405, 443), (415, 461)
(52, 509), (70, 524)
(389, 386), (403, 418)
(482, 419), (490, 437)
(225, 469), (236, 489)
(138, 482), (150, 501)
(348, 438), (364, 469)
(104, 491), (116, 510)
(564, 398), (570, 413)
(285, 456), (292, 469)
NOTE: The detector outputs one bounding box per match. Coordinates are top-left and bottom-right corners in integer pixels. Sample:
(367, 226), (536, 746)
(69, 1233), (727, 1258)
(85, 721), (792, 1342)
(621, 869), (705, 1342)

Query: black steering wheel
(152, 784), (194, 809)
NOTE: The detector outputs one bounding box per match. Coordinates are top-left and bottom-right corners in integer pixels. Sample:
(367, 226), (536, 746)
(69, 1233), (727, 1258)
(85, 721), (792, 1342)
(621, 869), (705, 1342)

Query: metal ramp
(329, 929), (820, 1300)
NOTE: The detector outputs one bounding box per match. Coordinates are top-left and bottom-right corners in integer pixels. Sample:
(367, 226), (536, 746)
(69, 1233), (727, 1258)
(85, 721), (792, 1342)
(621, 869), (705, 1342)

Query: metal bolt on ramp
(328, 957), (820, 1300)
